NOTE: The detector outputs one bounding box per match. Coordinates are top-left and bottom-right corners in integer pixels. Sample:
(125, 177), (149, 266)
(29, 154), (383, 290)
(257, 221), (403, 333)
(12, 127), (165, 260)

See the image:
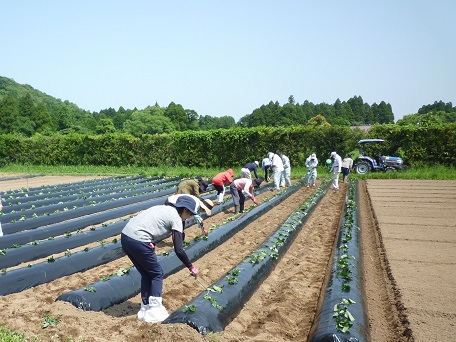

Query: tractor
(354, 139), (406, 174)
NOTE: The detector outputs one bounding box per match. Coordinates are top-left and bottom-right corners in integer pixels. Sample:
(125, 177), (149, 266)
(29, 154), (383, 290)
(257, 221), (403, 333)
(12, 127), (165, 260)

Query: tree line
(0, 76), (454, 137)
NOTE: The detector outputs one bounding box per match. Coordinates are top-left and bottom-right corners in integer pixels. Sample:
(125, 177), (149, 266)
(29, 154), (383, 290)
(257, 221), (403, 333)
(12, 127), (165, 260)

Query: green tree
(95, 118), (117, 134)
(306, 114), (330, 127)
(0, 94), (18, 133)
(123, 110), (175, 135)
(33, 102), (53, 133)
(164, 102), (189, 131)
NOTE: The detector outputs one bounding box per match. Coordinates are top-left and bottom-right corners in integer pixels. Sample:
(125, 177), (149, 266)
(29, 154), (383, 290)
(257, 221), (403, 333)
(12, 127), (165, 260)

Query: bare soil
(0, 174), (454, 341)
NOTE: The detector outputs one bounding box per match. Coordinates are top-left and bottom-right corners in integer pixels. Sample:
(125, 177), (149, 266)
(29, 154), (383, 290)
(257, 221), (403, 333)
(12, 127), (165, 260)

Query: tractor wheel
(355, 162), (370, 174)
(385, 167), (396, 173)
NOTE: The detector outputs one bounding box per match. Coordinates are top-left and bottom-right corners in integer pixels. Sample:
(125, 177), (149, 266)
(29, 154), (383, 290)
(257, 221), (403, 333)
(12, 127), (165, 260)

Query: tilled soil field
(1, 174), (453, 341)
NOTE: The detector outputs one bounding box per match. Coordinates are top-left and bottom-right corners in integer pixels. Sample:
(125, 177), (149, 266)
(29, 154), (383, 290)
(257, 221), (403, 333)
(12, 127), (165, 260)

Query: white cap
(254, 161), (259, 166)
(330, 151), (337, 157)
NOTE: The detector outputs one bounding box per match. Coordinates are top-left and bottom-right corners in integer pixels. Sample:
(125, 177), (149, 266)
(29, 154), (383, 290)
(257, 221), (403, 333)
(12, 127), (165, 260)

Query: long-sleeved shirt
(121, 204), (192, 267)
(232, 178), (255, 199)
(212, 169), (234, 186)
(342, 157), (353, 169)
(262, 157), (271, 170)
(270, 154), (284, 172)
(331, 155), (342, 172)
(243, 162), (259, 179)
(305, 157), (318, 169)
(176, 179), (200, 197)
(281, 155), (290, 169)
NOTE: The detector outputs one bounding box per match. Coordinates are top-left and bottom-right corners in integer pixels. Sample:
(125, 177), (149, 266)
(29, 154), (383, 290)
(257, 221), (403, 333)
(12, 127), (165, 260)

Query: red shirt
(212, 169), (234, 186)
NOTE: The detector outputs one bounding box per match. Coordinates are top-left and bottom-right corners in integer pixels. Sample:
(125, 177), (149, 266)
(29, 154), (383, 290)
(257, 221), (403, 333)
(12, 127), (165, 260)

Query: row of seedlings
(1, 176), (162, 213)
(56, 180), (305, 311)
(162, 179), (331, 334)
(1, 178), (180, 237)
(308, 180), (369, 341)
(0, 186), (186, 295)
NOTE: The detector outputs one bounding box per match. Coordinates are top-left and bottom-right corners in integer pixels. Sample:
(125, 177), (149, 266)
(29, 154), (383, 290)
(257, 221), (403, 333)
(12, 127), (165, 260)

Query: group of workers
(120, 150), (354, 324)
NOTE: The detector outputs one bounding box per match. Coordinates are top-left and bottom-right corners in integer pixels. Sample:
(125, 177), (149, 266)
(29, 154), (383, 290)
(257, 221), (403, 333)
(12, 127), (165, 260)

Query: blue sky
(1, 1), (455, 122)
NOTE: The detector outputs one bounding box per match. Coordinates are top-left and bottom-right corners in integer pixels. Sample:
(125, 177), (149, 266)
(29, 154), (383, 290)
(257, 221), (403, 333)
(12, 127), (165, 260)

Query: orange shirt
(212, 169), (234, 186)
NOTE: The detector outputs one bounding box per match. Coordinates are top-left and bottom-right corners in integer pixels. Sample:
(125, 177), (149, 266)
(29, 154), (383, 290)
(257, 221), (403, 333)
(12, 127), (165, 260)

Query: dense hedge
(0, 124), (454, 168)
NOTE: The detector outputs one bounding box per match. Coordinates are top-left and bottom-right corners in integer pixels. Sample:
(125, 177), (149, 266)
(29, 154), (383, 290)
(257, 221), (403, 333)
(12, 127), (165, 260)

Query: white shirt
(271, 154), (284, 172)
(281, 155), (290, 169)
(332, 154), (342, 173)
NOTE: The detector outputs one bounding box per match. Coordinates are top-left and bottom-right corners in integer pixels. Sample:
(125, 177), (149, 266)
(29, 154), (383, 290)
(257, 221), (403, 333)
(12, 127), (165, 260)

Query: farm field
(0, 174), (454, 341)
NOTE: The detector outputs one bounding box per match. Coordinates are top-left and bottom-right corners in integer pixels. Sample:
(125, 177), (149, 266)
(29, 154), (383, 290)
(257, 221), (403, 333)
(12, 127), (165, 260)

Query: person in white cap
(121, 195), (201, 323)
(330, 151), (342, 190)
(240, 161), (260, 180)
(268, 152), (284, 191)
(305, 153), (318, 187)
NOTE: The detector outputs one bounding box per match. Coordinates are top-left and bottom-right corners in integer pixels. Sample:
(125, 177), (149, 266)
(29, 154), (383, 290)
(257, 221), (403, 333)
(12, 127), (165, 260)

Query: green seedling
(183, 305), (196, 313)
(42, 314), (60, 329)
(333, 298), (356, 333)
(116, 268), (129, 276)
(84, 286), (96, 292)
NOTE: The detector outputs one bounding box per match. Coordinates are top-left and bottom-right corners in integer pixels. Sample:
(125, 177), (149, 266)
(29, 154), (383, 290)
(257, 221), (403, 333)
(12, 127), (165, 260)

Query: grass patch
(1, 164), (455, 180)
(0, 326), (31, 342)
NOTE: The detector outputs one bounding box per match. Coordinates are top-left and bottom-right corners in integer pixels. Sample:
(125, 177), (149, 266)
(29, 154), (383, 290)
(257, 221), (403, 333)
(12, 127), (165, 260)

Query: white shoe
(306, 184), (309, 188)
(143, 297), (169, 323)
(137, 302), (147, 321)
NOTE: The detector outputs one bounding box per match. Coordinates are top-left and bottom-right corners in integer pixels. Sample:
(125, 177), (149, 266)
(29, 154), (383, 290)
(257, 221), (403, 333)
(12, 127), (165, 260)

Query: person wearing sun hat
(166, 194), (214, 236)
(120, 195), (201, 323)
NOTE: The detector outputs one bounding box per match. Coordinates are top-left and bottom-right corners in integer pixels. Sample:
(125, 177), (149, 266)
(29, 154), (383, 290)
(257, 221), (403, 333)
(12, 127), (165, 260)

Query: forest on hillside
(0, 76), (455, 137)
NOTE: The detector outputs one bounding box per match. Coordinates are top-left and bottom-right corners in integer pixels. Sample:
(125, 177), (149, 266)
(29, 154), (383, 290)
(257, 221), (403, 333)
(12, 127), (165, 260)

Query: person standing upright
(211, 169), (234, 203)
(268, 152), (284, 191)
(241, 161), (260, 180)
(341, 154), (354, 183)
(278, 152), (291, 187)
(305, 153), (318, 187)
(330, 151), (342, 190)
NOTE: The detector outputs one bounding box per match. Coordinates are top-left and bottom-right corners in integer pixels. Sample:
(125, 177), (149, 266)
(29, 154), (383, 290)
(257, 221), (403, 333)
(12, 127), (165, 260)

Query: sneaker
(306, 184), (309, 188)
(331, 187), (339, 191)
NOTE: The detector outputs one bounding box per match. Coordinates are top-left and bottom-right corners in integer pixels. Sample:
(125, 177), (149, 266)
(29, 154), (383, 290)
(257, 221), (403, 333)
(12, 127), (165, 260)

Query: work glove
(202, 227), (209, 236)
(252, 197), (258, 205)
(189, 266), (199, 277)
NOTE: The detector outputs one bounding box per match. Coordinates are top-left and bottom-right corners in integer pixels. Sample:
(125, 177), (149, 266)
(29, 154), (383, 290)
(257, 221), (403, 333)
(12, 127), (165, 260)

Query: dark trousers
(121, 233), (163, 304)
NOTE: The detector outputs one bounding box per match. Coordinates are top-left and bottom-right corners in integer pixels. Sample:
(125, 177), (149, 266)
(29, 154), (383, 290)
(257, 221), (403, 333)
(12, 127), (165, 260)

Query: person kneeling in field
(230, 178), (262, 214)
(120, 195), (201, 323)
